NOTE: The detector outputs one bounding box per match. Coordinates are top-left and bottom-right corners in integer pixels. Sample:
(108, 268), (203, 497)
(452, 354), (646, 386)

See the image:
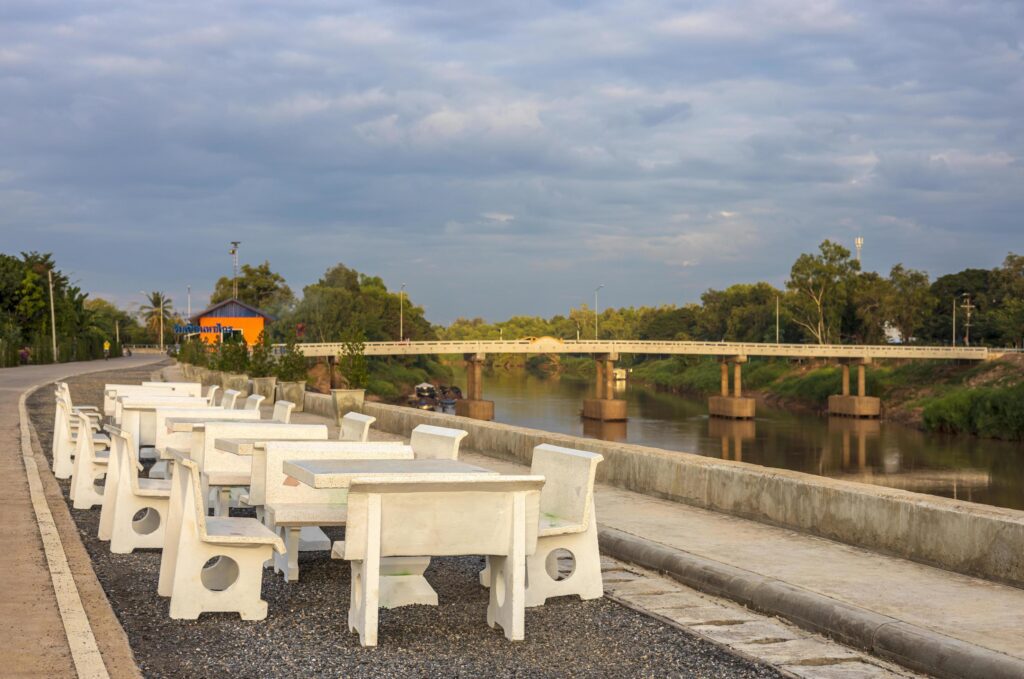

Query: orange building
(182, 299), (274, 346)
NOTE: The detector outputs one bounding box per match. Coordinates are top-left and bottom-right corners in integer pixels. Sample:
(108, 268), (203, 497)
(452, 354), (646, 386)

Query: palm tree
(139, 291), (173, 350)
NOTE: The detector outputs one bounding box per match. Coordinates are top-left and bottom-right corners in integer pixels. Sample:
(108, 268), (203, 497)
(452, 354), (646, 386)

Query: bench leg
(273, 526), (301, 581)
(379, 557), (437, 608)
(525, 514), (603, 607)
(487, 494), (527, 641)
(170, 543), (272, 620)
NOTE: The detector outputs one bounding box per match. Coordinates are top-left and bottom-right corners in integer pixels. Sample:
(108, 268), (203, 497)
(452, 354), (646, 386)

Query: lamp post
(48, 269), (57, 362)
(399, 283), (405, 342)
(594, 284), (604, 340)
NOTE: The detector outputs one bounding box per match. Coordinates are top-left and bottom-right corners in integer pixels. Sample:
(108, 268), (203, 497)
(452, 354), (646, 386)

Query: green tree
(340, 333), (370, 388)
(275, 329), (309, 382)
(786, 240), (860, 344)
(248, 330), (276, 377)
(139, 291), (174, 346)
(886, 264), (933, 343)
(210, 261), (296, 315)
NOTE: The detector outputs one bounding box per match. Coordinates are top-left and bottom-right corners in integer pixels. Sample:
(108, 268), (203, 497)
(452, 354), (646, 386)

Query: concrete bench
(56, 382), (101, 425)
(198, 421), (328, 516)
(98, 426), (171, 554)
(161, 456), (284, 620)
(104, 383), (199, 416)
(69, 412), (110, 510)
(339, 412), (376, 442)
(221, 389), (241, 409)
(479, 444), (604, 606)
(271, 400), (295, 423)
(53, 397), (109, 480)
(410, 424), (469, 460)
(260, 441), (413, 582)
(150, 408), (262, 479)
(341, 475), (544, 646)
(243, 394), (265, 411)
(204, 385), (220, 406)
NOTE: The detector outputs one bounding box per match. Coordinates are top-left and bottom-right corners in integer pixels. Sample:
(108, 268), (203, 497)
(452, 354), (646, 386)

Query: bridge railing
(282, 339), (992, 361)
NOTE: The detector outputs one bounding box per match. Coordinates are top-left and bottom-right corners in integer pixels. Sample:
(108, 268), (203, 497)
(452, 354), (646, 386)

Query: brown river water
(446, 367), (1024, 511)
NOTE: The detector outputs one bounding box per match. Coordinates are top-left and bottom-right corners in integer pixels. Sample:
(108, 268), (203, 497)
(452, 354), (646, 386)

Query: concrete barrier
(303, 392), (336, 420)
(361, 401), (1024, 588)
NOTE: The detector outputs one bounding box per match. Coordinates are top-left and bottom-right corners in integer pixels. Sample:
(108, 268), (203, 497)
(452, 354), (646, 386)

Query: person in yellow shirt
(103, 340), (111, 360)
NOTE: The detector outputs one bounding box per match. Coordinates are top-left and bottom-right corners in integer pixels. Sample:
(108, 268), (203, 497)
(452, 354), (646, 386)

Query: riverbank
(629, 354), (1024, 440)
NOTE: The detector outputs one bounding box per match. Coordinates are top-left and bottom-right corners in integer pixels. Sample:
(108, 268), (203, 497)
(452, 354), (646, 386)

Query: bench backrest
(200, 421), (328, 477)
(142, 381), (202, 397)
(243, 394), (265, 411)
(221, 389), (241, 409)
(530, 444), (603, 531)
(74, 412), (102, 468)
(272, 401), (295, 423)
(205, 385), (220, 406)
(410, 424), (469, 460)
(104, 384), (177, 416)
(259, 441), (413, 507)
(105, 425), (146, 496)
(339, 412), (376, 442)
(153, 408), (261, 456)
(344, 476), (544, 560)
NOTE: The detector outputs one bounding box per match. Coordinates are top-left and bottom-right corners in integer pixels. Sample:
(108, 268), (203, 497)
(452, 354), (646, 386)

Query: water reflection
(447, 367), (1024, 510)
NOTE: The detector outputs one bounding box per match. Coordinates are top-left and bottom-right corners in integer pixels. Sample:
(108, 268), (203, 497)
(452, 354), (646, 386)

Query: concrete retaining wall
(303, 392), (336, 420)
(361, 401), (1024, 588)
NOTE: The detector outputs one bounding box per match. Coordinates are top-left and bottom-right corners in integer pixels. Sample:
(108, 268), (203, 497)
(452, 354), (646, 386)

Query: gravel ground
(31, 365), (783, 679)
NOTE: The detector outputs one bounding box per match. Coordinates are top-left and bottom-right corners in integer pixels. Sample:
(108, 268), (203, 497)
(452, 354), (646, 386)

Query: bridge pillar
(456, 353), (494, 421)
(828, 358), (881, 418)
(709, 418), (756, 462)
(709, 356), (755, 419)
(583, 353), (627, 421)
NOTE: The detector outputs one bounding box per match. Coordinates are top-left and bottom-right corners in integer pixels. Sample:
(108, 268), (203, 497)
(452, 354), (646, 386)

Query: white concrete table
(284, 458), (497, 607)
(215, 435), (340, 551)
(118, 397), (209, 453)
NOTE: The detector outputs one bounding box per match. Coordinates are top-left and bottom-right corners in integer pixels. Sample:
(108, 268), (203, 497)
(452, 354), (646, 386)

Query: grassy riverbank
(630, 355), (1024, 440)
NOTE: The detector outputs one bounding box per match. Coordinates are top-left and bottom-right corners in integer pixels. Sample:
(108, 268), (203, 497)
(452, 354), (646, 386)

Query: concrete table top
(216, 436), (334, 456)
(283, 458), (495, 489)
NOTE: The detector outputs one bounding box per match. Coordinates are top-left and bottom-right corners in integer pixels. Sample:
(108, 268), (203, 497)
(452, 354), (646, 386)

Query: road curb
(599, 526), (1024, 679)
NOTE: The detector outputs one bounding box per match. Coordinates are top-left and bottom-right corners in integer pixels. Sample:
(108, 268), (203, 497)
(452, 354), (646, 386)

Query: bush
(275, 330), (309, 382)
(367, 379), (399, 399)
(214, 335), (250, 374)
(923, 384), (1024, 440)
(248, 331), (276, 377)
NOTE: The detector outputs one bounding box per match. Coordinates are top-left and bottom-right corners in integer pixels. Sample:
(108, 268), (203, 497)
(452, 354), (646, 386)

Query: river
(446, 367), (1024, 510)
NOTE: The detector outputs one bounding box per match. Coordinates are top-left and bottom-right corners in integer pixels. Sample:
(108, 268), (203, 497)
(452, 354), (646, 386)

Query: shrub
(214, 334), (250, 374)
(275, 330), (309, 382)
(248, 331), (276, 378)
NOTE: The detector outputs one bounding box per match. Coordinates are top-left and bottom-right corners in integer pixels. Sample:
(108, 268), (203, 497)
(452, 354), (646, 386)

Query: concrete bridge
(292, 338), (994, 422)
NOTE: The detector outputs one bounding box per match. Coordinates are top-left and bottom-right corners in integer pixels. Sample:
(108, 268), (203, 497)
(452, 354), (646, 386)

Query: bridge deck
(291, 339), (991, 360)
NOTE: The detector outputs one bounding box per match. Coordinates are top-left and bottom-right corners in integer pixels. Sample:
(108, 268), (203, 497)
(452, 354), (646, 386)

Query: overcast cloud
(1, 0), (1021, 322)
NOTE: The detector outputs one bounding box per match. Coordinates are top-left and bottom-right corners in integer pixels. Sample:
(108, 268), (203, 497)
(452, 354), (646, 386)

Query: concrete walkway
(451, 449), (1024, 674)
(0, 355), (163, 678)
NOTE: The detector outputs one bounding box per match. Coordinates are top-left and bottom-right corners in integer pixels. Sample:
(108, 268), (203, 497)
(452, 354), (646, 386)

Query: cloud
(0, 0), (1021, 321)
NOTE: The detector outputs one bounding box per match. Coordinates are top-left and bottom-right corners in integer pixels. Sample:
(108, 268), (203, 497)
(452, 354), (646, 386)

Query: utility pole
(115, 319), (120, 346)
(961, 293), (974, 347)
(47, 269), (57, 363)
(775, 295), (780, 344)
(952, 297), (957, 346)
(399, 283), (405, 341)
(229, 241), (241, 299)
(594, 284), (604, 340)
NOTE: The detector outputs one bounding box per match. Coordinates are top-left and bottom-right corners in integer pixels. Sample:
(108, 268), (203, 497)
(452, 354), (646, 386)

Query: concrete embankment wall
(360, 401), (1024, 589)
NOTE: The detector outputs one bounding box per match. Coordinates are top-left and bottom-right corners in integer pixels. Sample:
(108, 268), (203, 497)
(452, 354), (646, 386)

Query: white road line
(19, 388), (110, 679)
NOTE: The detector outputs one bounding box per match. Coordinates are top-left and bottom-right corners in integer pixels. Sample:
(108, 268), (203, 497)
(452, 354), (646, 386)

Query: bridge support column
(709, 356), (756, 419)
(456, 353), (494, 421)
(828, 358), (881, 418)
(582, 353), (627, 421)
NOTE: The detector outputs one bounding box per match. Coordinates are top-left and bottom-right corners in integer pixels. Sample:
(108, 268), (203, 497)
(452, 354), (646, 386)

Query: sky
(1, 1), (1022, 324)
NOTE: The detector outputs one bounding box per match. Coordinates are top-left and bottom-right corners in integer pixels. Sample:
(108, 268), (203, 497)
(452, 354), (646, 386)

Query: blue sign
(174, 323), (235, 335)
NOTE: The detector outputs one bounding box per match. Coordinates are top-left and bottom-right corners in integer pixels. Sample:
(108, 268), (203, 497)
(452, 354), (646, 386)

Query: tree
(886, 264), (933, 343)
(248, 330), (276, 377)
(139, 291), (173, 347)
(786, 240), (860, 344)
(210, 261), (295, 315)
(848, 272), (892, 344)
(340, 333), (369, 389)
(699, 283), (786, 342)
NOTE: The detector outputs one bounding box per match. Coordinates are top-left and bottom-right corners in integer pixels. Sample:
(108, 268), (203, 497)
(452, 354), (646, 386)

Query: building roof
(189, 298), (276, 323)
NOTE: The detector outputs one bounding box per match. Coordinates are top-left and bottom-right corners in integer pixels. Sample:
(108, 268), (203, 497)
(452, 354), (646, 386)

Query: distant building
(185, 298), (274, 345)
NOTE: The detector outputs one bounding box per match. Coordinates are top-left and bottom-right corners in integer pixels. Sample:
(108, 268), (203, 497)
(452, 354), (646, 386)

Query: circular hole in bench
(201, 556), (239, 591)
(93, 473), (106, 495)
(131, 507), (161, 535)
(545, 548), (576, 582)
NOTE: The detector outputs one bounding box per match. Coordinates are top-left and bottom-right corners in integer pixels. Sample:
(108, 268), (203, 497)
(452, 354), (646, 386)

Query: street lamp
(399, 283), (406, 342)
(594, 284), (604, 340)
